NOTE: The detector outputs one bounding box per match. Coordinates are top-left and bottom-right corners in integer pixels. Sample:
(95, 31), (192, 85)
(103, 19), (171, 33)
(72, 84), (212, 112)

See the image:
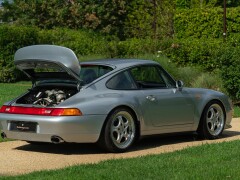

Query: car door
(130, 65), (194, 127)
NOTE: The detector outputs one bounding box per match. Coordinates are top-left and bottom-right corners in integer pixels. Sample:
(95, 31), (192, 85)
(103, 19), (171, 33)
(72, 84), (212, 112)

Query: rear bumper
(0, 113), (107, 143)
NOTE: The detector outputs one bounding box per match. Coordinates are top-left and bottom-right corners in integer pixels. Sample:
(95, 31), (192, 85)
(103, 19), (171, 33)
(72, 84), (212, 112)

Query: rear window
(80, 65), (113, 85)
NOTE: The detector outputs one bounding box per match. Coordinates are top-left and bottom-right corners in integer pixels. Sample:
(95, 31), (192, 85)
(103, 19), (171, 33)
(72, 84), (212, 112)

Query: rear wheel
(197, 101), (225, 139)
(98, 108), (137, 153)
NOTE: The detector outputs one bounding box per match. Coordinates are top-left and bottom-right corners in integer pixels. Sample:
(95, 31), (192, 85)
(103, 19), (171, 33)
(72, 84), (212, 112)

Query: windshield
(80, 65), (113, 85)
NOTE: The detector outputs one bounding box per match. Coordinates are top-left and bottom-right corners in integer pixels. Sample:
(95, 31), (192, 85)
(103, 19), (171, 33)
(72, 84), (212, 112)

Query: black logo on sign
(16, 123), (29, 130)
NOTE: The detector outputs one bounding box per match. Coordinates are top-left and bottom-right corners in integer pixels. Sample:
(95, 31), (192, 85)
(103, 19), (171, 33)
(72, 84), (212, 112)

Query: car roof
(80, 59), (159, 69)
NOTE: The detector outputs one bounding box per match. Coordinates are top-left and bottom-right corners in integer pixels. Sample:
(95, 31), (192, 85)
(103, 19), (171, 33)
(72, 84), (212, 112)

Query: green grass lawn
(1, 140), (240, 179)
(234, 106), (240, 118)
(0, 82), (31, 107)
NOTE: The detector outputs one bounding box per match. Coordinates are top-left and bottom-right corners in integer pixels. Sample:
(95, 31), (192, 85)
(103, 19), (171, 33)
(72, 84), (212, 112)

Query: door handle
(146, 95), (156, 102)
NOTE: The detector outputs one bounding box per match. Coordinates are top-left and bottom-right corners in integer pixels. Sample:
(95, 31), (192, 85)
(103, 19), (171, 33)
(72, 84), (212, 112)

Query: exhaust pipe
(51, 136), (64, 144)
(1, 132), (6, 139)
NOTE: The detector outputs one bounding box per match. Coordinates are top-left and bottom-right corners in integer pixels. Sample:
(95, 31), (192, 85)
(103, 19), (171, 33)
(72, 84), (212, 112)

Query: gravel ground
(0, 118), (240, 176)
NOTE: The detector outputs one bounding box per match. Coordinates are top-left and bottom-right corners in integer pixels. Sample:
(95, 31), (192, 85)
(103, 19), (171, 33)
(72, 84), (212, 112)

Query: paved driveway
(0, 118), (240, 176)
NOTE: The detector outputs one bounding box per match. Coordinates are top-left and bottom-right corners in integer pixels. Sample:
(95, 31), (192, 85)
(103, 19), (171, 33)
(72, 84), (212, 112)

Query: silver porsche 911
(0, 45), (232, 152)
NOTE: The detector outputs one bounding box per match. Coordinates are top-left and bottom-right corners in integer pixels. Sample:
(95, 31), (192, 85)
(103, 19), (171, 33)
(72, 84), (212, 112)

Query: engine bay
(16, 85), (77, 107)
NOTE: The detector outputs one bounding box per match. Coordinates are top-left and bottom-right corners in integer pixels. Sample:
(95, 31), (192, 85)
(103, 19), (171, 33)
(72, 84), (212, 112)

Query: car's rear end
(0, 45), (107, 144)
(0, 106), (106, 143)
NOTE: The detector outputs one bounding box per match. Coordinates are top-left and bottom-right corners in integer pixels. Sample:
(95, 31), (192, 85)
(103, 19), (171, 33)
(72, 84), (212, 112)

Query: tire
(98, 108), (137, 153)
(197, 101), (225, 139)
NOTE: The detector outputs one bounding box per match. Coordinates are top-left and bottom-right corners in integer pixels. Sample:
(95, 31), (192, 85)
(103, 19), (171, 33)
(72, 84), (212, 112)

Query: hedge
(0, 25), (39, 82)
(163, 36), (240, 100)
(38, 28), (108, 56)
(107, 38), (173, 58)
(0, 25), (109, 82)
(174, 7), (240, 38)
(0, 25), (170, 82)
(220, 46), (240, 101)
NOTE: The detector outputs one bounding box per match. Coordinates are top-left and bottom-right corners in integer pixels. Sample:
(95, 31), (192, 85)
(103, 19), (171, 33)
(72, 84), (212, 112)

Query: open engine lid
(14, 45), (82, 83)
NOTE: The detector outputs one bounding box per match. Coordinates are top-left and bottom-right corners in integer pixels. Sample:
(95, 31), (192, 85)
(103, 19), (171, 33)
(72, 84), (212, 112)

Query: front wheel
(197, 101), (225, 139)
(98, 108), (137, 153)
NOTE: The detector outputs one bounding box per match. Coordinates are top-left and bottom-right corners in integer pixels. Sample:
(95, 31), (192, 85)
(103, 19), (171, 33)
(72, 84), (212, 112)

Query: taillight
(51, 108), (82, 116)
(0, 105), (6, 113)
(0, 105), (82, 116)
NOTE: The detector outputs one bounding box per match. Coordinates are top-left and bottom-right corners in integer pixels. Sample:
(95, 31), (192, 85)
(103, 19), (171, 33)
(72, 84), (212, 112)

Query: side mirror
(176, 80), (184, 91)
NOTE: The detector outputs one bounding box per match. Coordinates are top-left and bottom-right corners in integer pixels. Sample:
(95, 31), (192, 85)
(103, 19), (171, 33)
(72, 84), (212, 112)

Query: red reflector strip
(50, 109), (64, 116)
(0, 105), (82, 116)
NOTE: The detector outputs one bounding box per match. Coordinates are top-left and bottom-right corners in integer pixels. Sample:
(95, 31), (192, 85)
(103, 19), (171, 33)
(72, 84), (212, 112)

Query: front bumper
(0, 113), (107, 143)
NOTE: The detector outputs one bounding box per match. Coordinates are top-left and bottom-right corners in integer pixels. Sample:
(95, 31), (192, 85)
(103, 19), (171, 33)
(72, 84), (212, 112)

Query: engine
(33, 89), (67, 107)
(18, 87), (77, 107)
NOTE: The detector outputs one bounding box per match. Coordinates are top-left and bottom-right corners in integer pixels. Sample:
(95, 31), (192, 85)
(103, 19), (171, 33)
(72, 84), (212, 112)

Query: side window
(106, 71), (137, 90)
(157, 67), (176, 88)
(130, 66), (166, 89)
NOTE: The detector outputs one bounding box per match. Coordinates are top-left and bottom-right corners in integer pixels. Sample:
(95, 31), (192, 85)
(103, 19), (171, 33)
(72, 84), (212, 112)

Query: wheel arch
(99, 105), (141, 141)
(197, 99), (226, 130)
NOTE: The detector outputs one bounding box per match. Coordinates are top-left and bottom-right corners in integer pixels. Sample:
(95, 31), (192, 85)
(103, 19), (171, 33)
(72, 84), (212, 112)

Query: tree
(0, 0), (176, 40)
(95, 0), (128, 39)
(124, 0), (175, 39)
(0, 0), (99, 29)
(175, 0), (240, 8)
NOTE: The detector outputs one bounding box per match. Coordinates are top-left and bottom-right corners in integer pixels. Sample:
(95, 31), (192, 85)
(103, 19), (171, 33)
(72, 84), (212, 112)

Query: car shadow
(15, 142), (106, 155)
(130, 130), (240, 152)
(14, 130), (240, 155)
(221, 130), (240, 138)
